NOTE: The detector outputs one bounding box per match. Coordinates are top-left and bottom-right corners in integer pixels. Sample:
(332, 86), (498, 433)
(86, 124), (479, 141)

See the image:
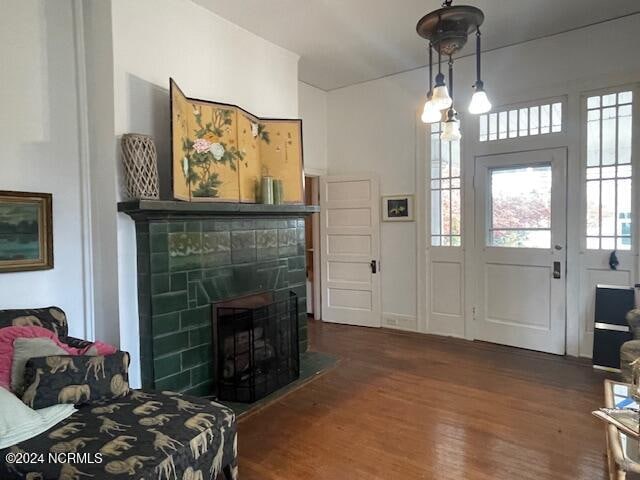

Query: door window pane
(552, 103), (562, 132)
(489, 113), (498, 141)
(490, 230), (551, 249)
(509, 110), (518, 138)
(587, 109), (600, 167)
(600, 180), (616, 236)
(602, 107), (617, 165)
(586, 181), (600, 236)
(489, 165), (552, 248)
(540, 105), (550, 134)
(519, 108), (528, 136)
(529, 106), (539, 135)
(498, 111), (508, 139)
(479, 114), (488, 142)
(619, 104), (632, 164)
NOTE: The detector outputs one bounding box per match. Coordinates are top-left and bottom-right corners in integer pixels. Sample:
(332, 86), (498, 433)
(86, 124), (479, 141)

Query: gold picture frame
(170, 79), (304, 203)
(0, 191), (53, 273)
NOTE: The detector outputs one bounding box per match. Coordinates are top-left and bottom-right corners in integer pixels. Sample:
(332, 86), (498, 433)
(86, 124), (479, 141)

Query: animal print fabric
(0, 390), (238, 480)
(0, 307), (69, 339)
(21, 352), (131, 409)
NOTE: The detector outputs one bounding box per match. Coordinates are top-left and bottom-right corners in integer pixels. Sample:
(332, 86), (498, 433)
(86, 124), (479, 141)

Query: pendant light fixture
(441, 57), (462, 141)
(468, 28), (492, 114)
(421, 45), (443, 123)
(430, 48), (453, 111)
(416, 0), (490, 137)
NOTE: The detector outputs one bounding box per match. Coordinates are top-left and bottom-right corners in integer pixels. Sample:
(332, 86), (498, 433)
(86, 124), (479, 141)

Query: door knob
(553, 261), (561, 279)
(554, 245), (563, 251)
(370, 260), (377, 274)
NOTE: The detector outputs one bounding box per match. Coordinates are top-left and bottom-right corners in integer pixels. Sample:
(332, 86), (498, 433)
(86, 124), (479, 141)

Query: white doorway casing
(303, 175), (323, 320)
(320, 175), (381, 327)
(473, 148), (568, 354)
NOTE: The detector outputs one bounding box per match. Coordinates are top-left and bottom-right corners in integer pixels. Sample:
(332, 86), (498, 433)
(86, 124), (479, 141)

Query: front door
(320, 175), (381, 327)
(474, 148), (567, 354)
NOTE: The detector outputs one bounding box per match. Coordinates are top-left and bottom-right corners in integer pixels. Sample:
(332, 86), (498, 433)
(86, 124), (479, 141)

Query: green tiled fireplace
(120, 200), (319, 397)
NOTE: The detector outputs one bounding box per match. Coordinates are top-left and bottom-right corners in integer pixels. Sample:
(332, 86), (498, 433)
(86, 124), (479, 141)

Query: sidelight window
(585, 91), (633, 250)
(430, 122), (461, 246)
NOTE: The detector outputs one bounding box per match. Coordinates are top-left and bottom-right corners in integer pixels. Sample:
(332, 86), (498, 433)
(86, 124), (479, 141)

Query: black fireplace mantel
(118, 199), (320, 220)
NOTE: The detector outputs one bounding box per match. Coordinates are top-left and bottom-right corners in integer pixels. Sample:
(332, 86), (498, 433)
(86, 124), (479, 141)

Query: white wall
(326, 14), (640, 353)
(298, 82), (328, 174)
(111, 0), (300, 386)
(327, 73), (420, 328)
(0, 0), (90, 338)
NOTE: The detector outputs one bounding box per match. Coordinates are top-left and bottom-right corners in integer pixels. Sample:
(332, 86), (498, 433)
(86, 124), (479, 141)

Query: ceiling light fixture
(430, 48), (453, 111)
(421, 45), (443, 123)
(417, 0), (490, 138)
(468, 28), (492, 114)
(441, 56), (461, 142)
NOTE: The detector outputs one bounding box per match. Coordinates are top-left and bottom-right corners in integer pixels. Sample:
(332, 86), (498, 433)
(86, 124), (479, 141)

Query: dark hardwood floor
(238, 320), (612, 479)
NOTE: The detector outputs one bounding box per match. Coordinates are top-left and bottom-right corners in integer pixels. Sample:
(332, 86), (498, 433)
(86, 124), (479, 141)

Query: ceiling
(193, 0), (640, 91)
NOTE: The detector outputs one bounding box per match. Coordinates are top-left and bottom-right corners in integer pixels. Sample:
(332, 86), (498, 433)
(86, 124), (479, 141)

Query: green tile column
(134, 221), (154, 387)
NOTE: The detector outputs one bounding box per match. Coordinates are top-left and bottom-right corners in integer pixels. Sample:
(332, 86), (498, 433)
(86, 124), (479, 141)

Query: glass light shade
(421, 99), (442, 124)
(441, 119), (462, 142)
(468, 90), (492, 114)
(431, 85), (452, 110)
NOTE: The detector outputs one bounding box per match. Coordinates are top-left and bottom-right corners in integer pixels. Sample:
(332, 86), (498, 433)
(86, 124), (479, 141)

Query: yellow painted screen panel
(170, 79), (303, 204)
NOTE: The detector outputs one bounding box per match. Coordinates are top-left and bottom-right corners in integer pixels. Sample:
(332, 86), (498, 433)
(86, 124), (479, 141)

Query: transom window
(480, 101), (562, 142)
(489, 165), (552, 248)
(430, 122), (461, 246)
(585, 91), (633, 250)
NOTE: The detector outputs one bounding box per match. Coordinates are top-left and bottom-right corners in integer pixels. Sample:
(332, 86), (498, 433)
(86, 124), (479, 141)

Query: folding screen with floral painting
(170, 79), (304, 203)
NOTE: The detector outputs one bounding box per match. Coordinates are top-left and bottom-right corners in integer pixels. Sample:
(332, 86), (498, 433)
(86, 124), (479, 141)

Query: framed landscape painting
(0, 191), (53, 272)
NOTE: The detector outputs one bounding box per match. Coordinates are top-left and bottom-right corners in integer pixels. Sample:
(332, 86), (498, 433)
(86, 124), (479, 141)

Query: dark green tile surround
(130, 213), (312, 397)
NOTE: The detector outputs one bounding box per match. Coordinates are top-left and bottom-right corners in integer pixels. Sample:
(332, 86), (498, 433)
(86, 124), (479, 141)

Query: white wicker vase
(121, 133), (160, 200)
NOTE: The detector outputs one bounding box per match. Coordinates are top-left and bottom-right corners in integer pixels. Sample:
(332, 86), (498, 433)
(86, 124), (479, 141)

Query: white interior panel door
(474, 148), (567, 354)
(320, 175), (381, 327)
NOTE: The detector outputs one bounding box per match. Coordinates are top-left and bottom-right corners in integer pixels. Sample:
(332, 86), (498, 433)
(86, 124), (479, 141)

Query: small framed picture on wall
(382, 195), (414, 222)
(0, 191), (53, 273)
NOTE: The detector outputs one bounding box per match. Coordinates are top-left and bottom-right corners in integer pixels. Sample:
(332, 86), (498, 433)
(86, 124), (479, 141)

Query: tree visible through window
(489, 165), (552, 248)
(430, 123), (461, 246)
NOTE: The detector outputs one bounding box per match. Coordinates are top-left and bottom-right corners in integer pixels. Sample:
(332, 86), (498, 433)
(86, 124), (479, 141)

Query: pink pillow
(0, 326), (117, 389)
(83, 341), (117, 356)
